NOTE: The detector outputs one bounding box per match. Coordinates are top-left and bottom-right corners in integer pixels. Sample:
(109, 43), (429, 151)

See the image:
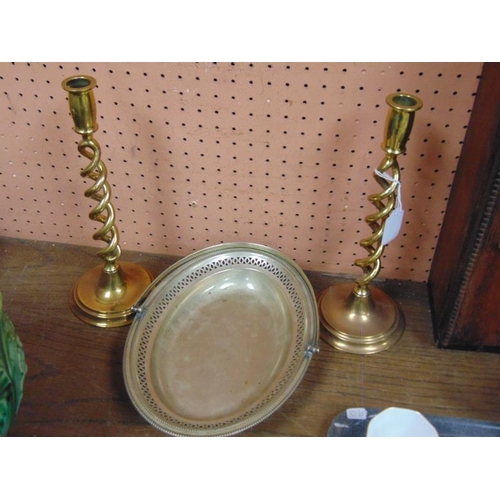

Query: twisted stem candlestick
(318, 93), (423, 354)
(77, 135), (121, 270)
(354, 149), (401, 295)
(62, 75), (153, 328)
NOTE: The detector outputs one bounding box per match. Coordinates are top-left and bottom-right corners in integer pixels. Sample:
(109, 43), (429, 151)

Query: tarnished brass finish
(62, 75), (98, 135)
(62, 75), (153, 328)
(319, 93), (422, 354)
(354, 94), (423, 296)
(318, 284), (405, 354)
(123, 242), (319, 436)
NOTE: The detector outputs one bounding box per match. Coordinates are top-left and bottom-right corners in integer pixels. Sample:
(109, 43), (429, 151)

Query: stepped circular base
(317, 283), (405, 354)
(70, 262), (154, 328)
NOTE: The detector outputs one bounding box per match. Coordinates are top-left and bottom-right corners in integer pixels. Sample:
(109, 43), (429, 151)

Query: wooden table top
(2, 236), (499, 437)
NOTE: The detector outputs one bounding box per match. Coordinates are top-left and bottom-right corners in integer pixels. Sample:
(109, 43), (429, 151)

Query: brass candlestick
(318, 93), (423, 354)
(62, 75), (154, 328)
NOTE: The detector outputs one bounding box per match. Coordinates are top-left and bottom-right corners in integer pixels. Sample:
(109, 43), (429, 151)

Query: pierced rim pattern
(123, 243), (319, 436)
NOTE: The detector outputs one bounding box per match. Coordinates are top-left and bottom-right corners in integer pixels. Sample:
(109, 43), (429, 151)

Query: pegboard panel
(0, 62), (482, 281)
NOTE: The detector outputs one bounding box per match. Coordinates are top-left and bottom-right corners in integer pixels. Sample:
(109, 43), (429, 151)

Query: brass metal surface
(354, 93), (423, 294)
(320, 93), (422, 354)
(62, 75), (153, 327)
(318, 284), (405, 354)
(70, 262), (154, 328)
(123, 242), (319, 436)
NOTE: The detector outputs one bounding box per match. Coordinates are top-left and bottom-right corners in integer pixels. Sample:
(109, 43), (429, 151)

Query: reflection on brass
(123, 242), (319, 436)
(319, 93), (423, 354)
(62, 75), (154, 328)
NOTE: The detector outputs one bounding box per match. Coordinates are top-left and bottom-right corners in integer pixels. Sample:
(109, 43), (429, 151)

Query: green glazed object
(0, 293), (27, 436)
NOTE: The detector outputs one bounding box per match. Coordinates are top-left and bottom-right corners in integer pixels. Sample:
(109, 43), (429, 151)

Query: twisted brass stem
(62, 75), (121, 272)
(354, 153), (400, 294)
(353, 93), (422, 296)
(77, 135), (121, 270)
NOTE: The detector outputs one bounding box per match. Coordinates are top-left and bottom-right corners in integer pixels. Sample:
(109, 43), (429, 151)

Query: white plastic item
(367, 407), (439, 437)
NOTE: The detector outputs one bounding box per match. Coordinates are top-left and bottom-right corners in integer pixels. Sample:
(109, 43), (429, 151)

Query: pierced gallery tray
(123, 243), (319, 436)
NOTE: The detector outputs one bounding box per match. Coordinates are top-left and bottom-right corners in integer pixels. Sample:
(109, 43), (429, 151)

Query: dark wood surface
(1, 236), (500, 437)
(429, 62), (500, 348)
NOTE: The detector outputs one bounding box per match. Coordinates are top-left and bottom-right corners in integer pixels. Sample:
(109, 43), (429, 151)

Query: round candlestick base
(317, 282), (405, 354)
(70, 262), (154, 328)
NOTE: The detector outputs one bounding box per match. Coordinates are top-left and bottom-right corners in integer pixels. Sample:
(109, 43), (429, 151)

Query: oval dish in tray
(123, 243), (319, 436)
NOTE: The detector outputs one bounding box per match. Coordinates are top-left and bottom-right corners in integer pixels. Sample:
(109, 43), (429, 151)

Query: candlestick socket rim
(386, 93), (423, 113)
(61, 75), (97, 94)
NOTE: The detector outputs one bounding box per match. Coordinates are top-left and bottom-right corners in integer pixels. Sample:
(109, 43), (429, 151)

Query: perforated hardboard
(0, 62), (482, 281)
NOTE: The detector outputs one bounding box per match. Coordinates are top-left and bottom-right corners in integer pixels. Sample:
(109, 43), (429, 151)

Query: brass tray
(123, 243), (319, 436)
